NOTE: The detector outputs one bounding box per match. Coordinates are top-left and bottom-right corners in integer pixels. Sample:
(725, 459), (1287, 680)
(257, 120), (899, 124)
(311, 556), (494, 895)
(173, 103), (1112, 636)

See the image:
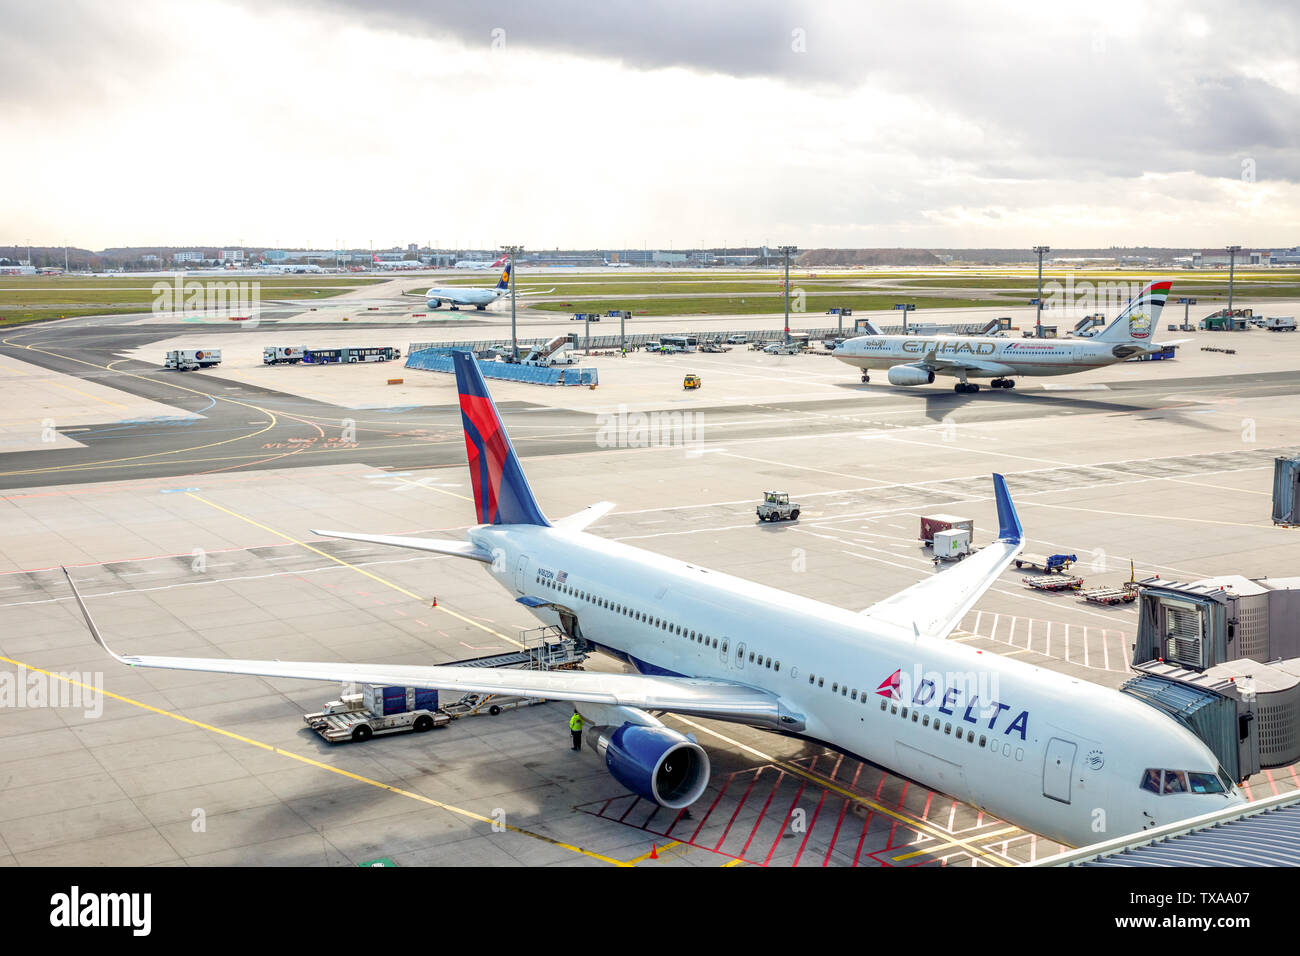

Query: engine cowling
(887, 364), (936, 386)
(427, 298), (442, 309)
(588, 723), (710, 808)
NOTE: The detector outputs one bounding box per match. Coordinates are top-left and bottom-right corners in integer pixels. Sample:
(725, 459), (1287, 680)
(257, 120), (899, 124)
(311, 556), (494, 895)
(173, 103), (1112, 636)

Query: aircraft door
(1043, 737), (1077, 804)
(514, 555), (529, 595)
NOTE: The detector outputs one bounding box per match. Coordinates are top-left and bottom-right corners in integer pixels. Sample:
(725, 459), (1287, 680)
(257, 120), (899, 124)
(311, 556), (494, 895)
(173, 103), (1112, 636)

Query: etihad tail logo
(876, 668), (902, 699)
(1129, 310), (1151, 339)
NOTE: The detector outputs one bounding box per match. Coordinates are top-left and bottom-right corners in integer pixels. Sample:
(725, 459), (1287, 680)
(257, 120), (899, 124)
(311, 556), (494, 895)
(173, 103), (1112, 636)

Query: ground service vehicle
(683, 373), (701, 390)
(757, 491), (800, 521)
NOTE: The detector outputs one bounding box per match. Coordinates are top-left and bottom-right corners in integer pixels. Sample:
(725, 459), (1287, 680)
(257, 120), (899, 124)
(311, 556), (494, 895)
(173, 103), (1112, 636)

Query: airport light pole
(1226, 245), (1241, 314)
(779, 245), (797, 343)
(502, 245), (523, 361)
(1033, 245), (1050, 337)
(893, 303), (916, 334)
(1179, 297), (1197, 329)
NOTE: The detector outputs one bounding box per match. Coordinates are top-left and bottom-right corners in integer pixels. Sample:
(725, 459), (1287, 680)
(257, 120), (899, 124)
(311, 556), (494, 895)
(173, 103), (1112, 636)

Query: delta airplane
(68, 351), (1242, 849)
(835, 279), (1182, 393)
(425, 262), (554, 311)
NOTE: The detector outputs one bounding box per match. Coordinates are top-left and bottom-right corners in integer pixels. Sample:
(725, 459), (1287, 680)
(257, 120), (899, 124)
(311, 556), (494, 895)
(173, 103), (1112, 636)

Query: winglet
(63, 567), (134, 666)
(992, 474), (1022, 543)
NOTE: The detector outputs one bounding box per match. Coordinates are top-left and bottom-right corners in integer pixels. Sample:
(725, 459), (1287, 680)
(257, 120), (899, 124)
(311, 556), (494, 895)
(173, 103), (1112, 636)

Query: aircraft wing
(859, 475), (1024, 640)
(516, 287), (556, 296)
(66, 569), (799, 730)
(312, 530), (493, 562)
(915, 348), (1012, 376)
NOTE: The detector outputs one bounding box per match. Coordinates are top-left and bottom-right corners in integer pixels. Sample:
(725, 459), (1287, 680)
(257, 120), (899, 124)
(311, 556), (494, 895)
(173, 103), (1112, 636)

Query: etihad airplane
(424, 262), (554, 311)
(68, 351), (1242, 848)
(835, 279), (1182, 393)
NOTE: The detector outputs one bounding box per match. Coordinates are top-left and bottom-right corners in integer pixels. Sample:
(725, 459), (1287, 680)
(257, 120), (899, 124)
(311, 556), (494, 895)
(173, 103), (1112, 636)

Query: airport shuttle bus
(302, 346), (401, 365)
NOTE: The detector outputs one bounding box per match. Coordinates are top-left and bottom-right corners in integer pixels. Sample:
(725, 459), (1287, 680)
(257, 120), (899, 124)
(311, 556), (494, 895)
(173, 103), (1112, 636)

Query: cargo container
(919, 513), (974, 545)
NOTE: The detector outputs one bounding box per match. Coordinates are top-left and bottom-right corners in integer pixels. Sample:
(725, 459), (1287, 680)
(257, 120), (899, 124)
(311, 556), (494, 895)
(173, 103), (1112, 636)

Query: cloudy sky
(2, 0), (1297, 249)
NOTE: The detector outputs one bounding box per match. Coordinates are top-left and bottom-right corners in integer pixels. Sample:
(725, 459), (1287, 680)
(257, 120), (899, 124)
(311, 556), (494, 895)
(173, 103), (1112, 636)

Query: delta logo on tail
(450, 351), (550, 527)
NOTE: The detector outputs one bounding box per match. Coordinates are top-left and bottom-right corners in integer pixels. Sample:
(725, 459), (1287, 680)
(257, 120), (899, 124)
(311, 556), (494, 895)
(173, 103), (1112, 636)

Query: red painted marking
(822, 798), (850, 867)
(791, 788), (828, 867)
(761, 779), (807, 866)
(1263, 768), (1280, 796)
(737, 772), (785, 860)
(690, 774), (734, 845)
(713, 768), (764, 851)
(921, 792), (934, 821)
(617, 796), (643, 823)
(851, 812), (874, 867)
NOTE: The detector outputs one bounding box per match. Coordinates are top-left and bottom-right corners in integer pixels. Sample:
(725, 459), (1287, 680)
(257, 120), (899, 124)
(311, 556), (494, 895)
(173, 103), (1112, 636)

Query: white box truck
(263, 346), (306, 365)
(164, 349), (221, 371)
(1266, 316), (1296, 332)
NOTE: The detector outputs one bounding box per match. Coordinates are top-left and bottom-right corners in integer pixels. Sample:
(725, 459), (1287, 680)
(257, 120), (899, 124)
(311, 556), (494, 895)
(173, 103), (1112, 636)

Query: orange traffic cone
(431, 597), (437, 607)
(649, 843), (658, 859)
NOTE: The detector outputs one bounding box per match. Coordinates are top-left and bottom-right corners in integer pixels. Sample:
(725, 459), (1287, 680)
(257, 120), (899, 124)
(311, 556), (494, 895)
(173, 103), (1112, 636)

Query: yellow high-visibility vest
(570, 713), (584, 731)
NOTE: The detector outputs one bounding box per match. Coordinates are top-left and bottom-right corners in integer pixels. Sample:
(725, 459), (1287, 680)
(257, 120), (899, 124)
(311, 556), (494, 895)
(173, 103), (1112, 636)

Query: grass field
(0, 276), (386, 326)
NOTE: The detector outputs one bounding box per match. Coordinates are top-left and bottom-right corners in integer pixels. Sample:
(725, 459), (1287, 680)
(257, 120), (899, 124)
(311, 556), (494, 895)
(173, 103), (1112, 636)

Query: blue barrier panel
(406, 349), (600, 386)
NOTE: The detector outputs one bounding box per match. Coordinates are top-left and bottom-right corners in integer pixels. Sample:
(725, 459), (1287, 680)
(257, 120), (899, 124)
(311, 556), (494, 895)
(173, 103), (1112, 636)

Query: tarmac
(1, 290), (1298, 866)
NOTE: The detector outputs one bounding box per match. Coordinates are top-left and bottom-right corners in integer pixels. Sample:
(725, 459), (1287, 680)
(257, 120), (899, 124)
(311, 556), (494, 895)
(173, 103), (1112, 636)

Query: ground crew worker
(569, 708), (585, 751)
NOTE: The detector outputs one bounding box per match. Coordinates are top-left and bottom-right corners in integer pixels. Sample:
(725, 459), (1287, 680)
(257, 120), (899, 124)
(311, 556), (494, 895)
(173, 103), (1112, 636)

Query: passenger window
(832, 683), (839, 693)
(922, 715), (930, 727)
(944, 723), (951, 734)
(749, 652), (755, 662)
(1162, 770), (1188, 794)
(766, 658), (772, 669)
(978, 735), (986, 747)
(817, 677), (824, 688)
(911, 711), (918, 723)
(880, 699), (886, 710)
(773, 662), (779, 672)
(851, 690), (858, 700)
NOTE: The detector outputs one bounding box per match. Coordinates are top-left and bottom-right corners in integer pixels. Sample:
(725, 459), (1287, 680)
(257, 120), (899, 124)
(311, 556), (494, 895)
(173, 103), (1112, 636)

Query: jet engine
(587, 723), (710, 808)
(427, 298), (442, 309)
(887, 364), (936, 386)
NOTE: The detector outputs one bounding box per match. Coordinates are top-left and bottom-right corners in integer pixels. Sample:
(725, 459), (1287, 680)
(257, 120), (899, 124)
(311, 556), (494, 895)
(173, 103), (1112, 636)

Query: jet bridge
(1126, 575), (1300, 782)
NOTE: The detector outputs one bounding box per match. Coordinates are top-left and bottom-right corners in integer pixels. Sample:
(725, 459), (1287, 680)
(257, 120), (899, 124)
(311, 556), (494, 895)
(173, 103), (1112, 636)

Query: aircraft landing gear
(861, 372), (870, 383)
(991, 378), (1015, 389)
(954, 382), (980, 394)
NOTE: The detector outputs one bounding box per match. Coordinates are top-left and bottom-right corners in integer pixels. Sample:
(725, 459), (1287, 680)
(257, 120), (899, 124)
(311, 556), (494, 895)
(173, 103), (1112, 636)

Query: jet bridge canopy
(1120, 671), (1245, 782)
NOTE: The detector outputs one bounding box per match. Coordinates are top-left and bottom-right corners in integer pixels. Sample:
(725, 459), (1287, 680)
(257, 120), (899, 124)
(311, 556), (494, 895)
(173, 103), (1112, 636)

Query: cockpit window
(1142, 768), (1227, 795)
(1188, 771), (1225, 794)
(1162, 770), (1188, 794)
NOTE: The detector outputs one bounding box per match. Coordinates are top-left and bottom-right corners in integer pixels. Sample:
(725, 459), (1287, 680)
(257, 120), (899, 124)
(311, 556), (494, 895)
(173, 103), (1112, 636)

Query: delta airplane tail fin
(495, 262), (512, 291)
(452, 350), (550, 526)
(1093, 280), (1172, 346)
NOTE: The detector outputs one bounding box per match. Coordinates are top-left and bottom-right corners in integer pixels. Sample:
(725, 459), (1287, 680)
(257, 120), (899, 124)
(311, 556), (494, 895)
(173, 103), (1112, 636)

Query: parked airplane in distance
(455, 255), (508, 269)
(424, 262), (555, 311)
(835, 279), (1182, 393)
(70, 349), (1242, 848)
